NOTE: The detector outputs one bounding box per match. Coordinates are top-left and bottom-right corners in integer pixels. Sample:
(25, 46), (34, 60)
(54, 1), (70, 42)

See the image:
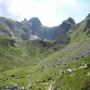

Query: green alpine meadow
(0, 0), (90, 89)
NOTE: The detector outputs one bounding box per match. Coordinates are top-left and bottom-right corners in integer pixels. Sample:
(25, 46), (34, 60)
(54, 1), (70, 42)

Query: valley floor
(0, 55), (90, 90)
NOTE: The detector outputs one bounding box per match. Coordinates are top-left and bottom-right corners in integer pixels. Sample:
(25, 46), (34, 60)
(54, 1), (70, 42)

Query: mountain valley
(0, 13), (90, 90)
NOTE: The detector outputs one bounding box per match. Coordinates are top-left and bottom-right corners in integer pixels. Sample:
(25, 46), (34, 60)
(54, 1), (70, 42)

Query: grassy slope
(41, 19), (90, 66)
(0, 38), (42, 71)
(0, 54), (90, 90)
(0, 17), (90, 89)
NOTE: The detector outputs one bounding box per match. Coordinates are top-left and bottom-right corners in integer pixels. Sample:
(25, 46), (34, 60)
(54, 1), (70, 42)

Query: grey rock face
(0, 17), (30, 40)
(0, 16), (76, 41)
(85, 19), (90, 34)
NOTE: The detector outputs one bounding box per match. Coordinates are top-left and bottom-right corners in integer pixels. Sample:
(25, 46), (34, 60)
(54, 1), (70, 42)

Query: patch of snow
(30, 34), (40, 40)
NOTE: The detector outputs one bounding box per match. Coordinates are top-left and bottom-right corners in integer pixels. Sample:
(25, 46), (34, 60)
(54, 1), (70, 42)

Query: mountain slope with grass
(0, 14), (90, 90)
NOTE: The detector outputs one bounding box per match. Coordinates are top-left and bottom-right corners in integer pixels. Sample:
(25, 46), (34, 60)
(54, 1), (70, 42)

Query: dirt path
(48, 83), (52, 90)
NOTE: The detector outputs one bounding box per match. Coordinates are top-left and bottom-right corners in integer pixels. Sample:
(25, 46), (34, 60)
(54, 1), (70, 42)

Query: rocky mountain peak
(60, 17), (75, 29)
(21, 18), (28, 24)
(56, 18), (76, 36)
(0, 16), (76, 40)
(23, 18), (27, 23)
(86, 13), (90, 18)
(66, 17), (76, 25)
(28, 17), (42, 30)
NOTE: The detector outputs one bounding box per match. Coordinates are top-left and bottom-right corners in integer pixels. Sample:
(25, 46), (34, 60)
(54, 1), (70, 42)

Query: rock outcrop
(0, 16), (76, 41)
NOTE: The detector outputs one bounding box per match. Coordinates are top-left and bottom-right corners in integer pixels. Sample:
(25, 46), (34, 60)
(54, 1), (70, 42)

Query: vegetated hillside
(0, 34), (70, 72)
(0, 14), (90, 90)
(41, 13), (90, 67)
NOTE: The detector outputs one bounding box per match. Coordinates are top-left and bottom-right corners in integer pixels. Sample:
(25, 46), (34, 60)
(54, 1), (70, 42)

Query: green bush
(82, 76), (90, 90)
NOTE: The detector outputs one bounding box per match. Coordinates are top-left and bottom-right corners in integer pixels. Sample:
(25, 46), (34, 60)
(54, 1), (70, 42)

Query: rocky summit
(0, 16), (75, 41)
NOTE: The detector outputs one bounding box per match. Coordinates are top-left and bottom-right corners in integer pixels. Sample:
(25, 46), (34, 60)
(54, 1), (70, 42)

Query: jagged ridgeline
(0, 16), (75, 40)
(0, 16), (73, 70)
(0, 13), (90, 90)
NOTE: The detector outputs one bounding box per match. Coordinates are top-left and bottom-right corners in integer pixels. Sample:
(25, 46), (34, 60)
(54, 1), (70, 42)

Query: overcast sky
(0, 0), (90, 26)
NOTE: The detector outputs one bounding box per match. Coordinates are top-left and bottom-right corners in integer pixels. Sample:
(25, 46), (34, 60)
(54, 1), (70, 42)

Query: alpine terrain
(0, 13), (90, 90)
